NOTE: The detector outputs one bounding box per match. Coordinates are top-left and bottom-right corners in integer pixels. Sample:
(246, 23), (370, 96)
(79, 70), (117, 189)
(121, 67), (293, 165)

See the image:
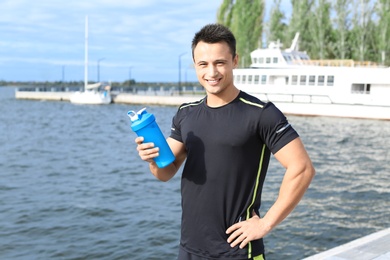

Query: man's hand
(226, 211), (271, 249)
(135, 136), (159, 163)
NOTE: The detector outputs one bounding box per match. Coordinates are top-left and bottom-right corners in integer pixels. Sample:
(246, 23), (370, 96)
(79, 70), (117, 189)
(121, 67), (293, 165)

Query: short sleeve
(170, 107), (184, 143)
(259, 102), (299, 154)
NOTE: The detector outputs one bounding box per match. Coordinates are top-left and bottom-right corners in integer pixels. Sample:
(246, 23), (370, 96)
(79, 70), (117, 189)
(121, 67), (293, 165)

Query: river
(0, 87), (389, 259)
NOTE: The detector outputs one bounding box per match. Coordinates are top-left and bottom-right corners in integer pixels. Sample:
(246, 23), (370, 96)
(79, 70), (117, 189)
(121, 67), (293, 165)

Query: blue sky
(0, 0), (290, 83)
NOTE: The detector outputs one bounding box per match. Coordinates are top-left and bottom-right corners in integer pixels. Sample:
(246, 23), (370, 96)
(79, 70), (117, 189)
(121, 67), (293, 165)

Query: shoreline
(13, 89), (390, 120)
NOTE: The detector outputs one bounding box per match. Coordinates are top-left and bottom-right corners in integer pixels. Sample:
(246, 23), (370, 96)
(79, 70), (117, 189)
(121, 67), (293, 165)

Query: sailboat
(70, 16), (112, 105)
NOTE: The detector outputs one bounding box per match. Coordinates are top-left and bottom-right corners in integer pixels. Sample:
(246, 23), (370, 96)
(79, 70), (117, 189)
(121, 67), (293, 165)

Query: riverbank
(14, 89), (390, 120)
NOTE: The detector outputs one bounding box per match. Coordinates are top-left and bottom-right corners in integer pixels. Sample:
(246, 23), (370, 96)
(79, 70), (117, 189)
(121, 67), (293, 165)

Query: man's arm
(135, 137), (187, 182)
(226, 137), (315, 248)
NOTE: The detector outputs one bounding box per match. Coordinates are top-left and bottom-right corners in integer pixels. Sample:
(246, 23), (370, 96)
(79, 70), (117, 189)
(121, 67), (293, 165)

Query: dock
(303, 227), (390, 260)
(15, 90), (203, 106)
(112, 93), (202, 106)
(15, 90), (72, 101)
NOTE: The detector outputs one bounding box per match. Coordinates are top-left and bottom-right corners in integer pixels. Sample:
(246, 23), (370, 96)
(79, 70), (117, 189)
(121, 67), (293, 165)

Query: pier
(303, 227), (390, 260)
(14, 88), (204, 106)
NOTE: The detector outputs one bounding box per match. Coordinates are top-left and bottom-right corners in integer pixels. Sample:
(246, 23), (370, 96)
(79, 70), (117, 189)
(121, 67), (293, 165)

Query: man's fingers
(135, 136), (144, 144)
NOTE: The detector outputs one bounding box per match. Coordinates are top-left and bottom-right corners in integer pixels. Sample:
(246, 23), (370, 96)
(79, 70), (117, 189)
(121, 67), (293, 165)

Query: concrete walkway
(15, 91), (202, 106)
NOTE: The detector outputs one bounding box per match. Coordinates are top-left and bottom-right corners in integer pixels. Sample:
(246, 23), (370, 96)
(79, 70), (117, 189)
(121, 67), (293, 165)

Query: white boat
(70, 82), (111, 105)
(70, 16), (111, 105)
(233, 33), (390, 120)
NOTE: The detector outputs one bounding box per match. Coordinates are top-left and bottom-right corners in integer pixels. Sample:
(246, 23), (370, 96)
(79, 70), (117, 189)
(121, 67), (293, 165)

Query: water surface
(1, 87), (389, 259)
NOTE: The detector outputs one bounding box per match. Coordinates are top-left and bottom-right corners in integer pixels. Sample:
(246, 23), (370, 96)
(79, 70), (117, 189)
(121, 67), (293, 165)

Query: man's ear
(233, 54), (239, 68)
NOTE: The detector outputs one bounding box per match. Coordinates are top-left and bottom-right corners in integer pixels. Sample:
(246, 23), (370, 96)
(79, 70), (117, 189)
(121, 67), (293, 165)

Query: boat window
(236, 75), (241, 84)
(248, 75), (253, 84)
(352, 84), (366, 93)
(352, 84), (370, 94)
(242, 75), (246, 84)
(253, 58), (257, 64)
(259, 57), (264, 64)
(254, 75), (259, 84)
(309, 75), (315, 86)
(292, 75), (298, 85)
(273, 57), (278, 63)
(300, 75), (307, 85)
(327, 75), (334, 86)
(318, 75), (325, 86)
(266, 57), (271, 64)
(300, 54), (309, 60)
(261, 75), (267, 84)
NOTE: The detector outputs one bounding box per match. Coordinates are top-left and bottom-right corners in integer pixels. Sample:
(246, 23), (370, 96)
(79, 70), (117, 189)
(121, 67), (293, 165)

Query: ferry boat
(233, 33), (390, 120)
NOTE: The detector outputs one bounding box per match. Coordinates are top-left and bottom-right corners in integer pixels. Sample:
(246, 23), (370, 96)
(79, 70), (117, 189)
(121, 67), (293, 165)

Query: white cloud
(0, 0), (291, 81)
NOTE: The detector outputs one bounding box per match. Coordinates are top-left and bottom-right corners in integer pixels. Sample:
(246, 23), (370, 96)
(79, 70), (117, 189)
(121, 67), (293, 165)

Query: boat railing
(255, 92), (334, 104)
(294, 59), (381, 67)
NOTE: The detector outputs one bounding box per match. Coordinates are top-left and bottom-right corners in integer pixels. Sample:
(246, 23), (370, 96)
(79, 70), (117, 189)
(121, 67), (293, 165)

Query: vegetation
(218, 0), (264, 67)
(217, 0), (390, 66)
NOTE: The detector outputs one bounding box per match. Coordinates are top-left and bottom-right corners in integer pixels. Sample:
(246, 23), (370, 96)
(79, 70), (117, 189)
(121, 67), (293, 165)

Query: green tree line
(217, 0), (390, 67)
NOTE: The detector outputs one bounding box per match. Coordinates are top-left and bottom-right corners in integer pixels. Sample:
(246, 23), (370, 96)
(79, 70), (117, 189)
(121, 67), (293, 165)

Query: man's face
(193, 41), (238, 96)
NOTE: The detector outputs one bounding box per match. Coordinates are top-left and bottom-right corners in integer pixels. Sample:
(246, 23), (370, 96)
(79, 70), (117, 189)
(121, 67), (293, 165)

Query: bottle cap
(127, 107), (147, 122)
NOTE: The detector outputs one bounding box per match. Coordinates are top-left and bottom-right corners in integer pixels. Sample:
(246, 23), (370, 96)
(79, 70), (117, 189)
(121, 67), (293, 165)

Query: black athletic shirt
(170, 91), (299, 259)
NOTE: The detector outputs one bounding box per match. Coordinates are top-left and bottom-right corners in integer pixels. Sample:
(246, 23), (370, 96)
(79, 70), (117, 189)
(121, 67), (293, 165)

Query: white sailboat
(70, 16), (111, 105)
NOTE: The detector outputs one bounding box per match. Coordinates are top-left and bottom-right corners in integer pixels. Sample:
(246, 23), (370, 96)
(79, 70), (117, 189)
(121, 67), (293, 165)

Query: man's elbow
(305, 161), (316, 184)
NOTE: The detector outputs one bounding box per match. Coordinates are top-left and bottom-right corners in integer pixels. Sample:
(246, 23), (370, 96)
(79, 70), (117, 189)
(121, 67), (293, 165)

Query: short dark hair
(191, 23), (236, 60)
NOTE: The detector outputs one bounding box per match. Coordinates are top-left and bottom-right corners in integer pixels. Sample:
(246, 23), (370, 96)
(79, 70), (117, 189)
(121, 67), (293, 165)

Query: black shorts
(177, 246), (266, 260)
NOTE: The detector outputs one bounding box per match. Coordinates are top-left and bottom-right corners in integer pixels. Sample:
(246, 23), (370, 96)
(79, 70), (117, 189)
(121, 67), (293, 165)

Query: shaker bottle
(128, 108), (175, 168)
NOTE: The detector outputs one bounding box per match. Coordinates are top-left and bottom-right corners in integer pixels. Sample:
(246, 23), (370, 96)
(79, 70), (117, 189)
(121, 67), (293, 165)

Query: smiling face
(193, 41), (238, 103)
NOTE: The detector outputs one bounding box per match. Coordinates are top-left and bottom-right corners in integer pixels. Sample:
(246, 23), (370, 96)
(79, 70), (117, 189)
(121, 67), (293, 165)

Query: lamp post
(97, 58), (105, 82)
(178, 52), (186, 91)
(129, 66), (133, 88)
(62, 65), (65, 88)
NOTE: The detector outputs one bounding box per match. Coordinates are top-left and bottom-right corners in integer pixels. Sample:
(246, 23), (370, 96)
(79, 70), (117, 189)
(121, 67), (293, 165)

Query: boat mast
(84, 15), (88, 90)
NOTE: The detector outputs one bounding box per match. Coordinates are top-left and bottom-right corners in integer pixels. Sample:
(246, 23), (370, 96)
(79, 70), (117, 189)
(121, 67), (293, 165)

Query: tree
(308, 0), (333, 59)
(218, 0), (264, 67)
(266, 0), (288, 47)
(217, 0), (235, 28)
(350, 0), (375, 61)
(375, 0), (390, 65)
(332, 0), (353, 59)
(287, 0), (314, 52)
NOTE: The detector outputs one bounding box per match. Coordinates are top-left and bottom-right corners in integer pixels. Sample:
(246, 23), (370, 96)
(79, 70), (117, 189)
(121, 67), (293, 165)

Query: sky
(0, 0), (290, 83)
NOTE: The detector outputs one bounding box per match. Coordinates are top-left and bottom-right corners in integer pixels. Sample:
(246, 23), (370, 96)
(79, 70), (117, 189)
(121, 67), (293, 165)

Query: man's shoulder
(178, 97), (205, 111)
(238, 91), (269, 109)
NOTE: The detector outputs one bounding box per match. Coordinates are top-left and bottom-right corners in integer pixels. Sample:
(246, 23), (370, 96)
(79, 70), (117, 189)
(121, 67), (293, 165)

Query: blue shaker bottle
(128, 108), (175, 168)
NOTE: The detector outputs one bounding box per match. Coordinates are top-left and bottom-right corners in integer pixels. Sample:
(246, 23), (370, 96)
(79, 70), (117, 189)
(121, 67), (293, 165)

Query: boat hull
(267, 100), (390, 120)
(70, 91), (111, 105)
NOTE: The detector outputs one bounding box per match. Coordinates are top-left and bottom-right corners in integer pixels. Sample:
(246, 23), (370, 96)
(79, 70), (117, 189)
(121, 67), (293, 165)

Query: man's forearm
(263, 163), (315, 230)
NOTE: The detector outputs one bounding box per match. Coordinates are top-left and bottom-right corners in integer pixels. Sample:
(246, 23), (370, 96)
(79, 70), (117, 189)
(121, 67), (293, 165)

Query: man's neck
(206, 87), (240, 108)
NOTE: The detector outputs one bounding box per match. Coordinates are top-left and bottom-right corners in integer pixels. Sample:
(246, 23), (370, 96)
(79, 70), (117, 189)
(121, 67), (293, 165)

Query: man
(135, 24), (315, 260)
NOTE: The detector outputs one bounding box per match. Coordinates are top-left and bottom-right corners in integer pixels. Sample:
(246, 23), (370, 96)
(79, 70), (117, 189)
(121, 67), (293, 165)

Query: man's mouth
(206, 79), (220, 85)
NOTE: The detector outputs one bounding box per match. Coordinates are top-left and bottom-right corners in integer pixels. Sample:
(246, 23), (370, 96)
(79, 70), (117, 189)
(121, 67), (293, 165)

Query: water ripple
(0, 88), (389, 259)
